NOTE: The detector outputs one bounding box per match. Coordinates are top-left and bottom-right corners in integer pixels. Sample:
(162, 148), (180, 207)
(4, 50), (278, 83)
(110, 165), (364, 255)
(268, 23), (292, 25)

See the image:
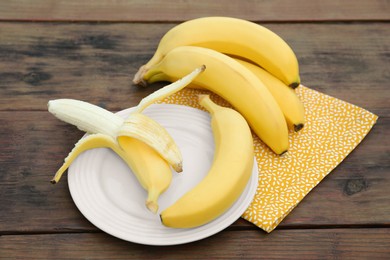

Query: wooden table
(1, 1), (389, 259)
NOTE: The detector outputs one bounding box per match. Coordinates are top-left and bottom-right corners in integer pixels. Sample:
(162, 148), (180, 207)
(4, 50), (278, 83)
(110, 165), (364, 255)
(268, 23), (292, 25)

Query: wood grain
(0, 22), (389, 115)
(1, 229), (389, 259)
(0, 111), (387, 233)
(0, 0), (389, 22)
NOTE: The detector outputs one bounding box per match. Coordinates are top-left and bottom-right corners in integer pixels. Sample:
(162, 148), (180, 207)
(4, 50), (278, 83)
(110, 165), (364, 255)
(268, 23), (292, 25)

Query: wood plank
(0, 111), (388, 233)
(0, 22), (389, 115)
(1, 229), (389, 259)
(0, 0), (389, 22)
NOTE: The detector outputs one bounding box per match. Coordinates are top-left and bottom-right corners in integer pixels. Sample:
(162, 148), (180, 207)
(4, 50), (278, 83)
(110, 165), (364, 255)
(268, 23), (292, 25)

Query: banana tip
(146, 201), (159, 214)
(294, 123), (304, 132)
(50, 179), (57, 184)
(174, 162), (183, 173)
(289, 82), (300, 89)
(159, 214), (167, 226)
(279, 150), (288, 156)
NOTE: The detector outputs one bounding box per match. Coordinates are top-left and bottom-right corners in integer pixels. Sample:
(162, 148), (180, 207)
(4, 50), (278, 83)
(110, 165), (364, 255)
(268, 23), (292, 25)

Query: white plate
(68, 104), (258, 246)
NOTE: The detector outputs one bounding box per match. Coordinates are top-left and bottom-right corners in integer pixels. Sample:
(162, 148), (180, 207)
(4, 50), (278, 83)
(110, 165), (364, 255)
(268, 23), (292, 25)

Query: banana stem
(198, 94), (221, 114)
(133, 51), (166, 85)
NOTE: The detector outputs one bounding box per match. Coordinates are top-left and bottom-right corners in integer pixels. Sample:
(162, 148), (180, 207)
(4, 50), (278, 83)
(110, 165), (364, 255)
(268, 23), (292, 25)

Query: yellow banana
(133, 16), (300, 88)
(139, 46), (289, 154)
(235, 59), (305, 132)
(160, 95), (254, 228)
(49, 66), (205, 213)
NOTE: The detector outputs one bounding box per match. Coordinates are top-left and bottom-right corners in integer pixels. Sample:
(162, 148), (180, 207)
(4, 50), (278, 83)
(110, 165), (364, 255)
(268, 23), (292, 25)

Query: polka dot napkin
(158, 85), (378, 233)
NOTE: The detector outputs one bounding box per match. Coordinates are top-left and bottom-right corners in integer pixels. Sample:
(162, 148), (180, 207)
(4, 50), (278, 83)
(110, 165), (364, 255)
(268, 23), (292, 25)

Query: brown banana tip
(294, 123), (304, 132)
(50, 179), (57, 184)
(279, 150), (288, 156)
(175, 162), (183, 173)
(289, 82), (300, 89)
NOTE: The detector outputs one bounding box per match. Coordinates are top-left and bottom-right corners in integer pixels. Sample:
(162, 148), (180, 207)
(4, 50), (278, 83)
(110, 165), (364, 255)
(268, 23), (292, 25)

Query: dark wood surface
(1, 1), (389, 259)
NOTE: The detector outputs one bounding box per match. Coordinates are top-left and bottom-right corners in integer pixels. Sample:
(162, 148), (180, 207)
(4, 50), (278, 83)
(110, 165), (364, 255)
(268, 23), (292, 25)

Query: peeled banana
(234, 58), (305, 132)
(49, 66), (205, 213)
(160, 95), (254, 228)
(48, 98), (182, 173)
(48, 99), (175, 213)
(137, 46), (289, 154)
(133, 16), (300, 88)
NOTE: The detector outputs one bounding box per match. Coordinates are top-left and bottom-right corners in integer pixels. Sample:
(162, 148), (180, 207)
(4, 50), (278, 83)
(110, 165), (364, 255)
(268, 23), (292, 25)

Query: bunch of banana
(49, 66), (205, 213)
(133, 16), (300, 88)
(133, 16), (305, 154)
(161, 95), (254, 228)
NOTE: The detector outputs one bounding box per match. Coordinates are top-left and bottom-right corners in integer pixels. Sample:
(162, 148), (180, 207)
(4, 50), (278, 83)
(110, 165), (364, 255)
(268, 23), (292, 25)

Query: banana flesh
(49, 66), (205, 213)
(47, 99), (123, 138)
(133, 16), (300, 88)
(160, 95), (254, 228)
(234, 58), (305, 132)
(139, 46), (289, 155)
(48, 99), (183, 172)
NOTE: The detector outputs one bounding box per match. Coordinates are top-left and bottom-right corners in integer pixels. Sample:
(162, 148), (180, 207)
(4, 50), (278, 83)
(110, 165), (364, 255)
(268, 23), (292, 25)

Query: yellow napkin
(158, 85), (378, 233)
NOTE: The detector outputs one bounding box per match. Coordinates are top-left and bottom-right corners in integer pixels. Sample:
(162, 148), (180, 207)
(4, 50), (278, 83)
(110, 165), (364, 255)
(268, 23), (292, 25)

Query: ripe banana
(234, 59), (305, 132)
(137, 46), (289, 154)
(49, 66), (205, 213)
(133, 16), (300, 88)
(160, 95), (254, 228)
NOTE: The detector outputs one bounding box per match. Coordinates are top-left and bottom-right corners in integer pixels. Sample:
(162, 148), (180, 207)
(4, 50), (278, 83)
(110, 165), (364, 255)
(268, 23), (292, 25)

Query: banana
(234, 59), (305, 132)
(138, 46), (289, 154)
(160, 95), (254, 228)
(49, 66), (205, 213)
(133, 16), (300, 88)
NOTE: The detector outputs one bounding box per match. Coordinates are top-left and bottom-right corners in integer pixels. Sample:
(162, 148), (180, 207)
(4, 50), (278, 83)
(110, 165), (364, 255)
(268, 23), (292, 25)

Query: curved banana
(139, 46), (289, 154)
(134, 16), (300, 88)
(235, 59), (305, 132)
(160, 95), (254, 228)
